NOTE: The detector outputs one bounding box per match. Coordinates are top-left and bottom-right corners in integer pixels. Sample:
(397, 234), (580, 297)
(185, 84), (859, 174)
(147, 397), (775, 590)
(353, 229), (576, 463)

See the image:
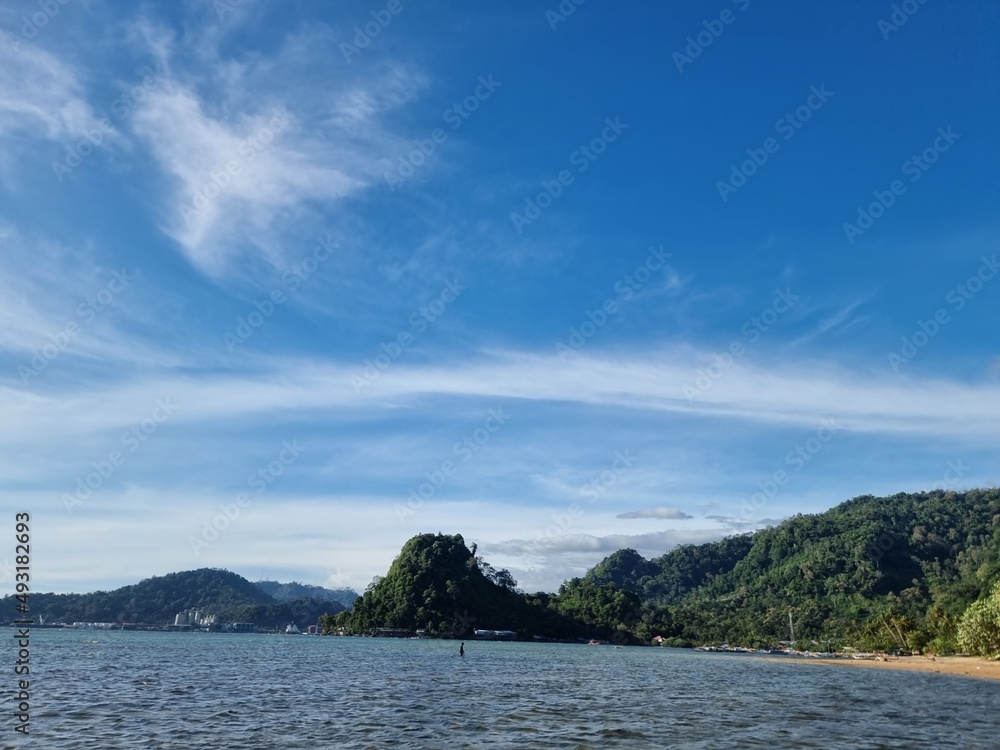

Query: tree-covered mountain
(0, 568), (343, 628)
(327, 533), (660, 642)
(323, 491), (1000, 652)
(255, 580), (359, 609)
(223, 597), (344, 630)
(7, 488), (998, 653)
(585, 488), (1000, 652)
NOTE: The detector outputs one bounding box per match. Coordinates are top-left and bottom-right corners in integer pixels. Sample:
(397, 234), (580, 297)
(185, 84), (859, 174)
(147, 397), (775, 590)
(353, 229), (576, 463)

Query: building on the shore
(172, 609), (217, 627)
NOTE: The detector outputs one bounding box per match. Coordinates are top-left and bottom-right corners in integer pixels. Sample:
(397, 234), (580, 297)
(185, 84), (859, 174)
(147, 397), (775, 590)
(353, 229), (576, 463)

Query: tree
(957, 581), (1000, 657)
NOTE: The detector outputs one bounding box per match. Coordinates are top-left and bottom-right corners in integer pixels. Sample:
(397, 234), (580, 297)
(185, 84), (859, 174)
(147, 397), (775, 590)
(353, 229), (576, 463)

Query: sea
(8, 629), (999, 749)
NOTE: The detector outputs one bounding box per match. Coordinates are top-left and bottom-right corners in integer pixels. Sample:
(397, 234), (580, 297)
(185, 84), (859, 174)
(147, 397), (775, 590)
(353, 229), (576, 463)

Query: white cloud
(0, 39), (110, 174)
(133, 85), (364, 274)
(4, 347), (1000, 454)
(478, 529), (728, 592)
(7, 341), (1000, 593)
(616, 506), (693, 520)
(127, 25), (425, 278)
(789, 295), (873, 348)
(704, 515), (785, 533)
(0, 226), (193, 381)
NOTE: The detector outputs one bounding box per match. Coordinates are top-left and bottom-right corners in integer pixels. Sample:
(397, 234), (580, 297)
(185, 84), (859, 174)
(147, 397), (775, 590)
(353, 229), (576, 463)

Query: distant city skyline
(1, 0), (998, 595)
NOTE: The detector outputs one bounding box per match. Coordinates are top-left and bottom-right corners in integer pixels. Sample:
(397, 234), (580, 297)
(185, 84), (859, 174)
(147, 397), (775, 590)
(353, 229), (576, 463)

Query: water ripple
(17, 631), (1000, 748)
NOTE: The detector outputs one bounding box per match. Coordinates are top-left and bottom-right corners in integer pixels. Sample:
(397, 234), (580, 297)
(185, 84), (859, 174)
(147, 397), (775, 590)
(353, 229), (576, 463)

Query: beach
(769, 654), (1000, 682)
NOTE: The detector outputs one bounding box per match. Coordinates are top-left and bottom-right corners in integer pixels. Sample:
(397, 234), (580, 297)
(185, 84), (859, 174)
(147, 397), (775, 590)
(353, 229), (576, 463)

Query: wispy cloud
(705, 514), (784, 533)
(479, 528), (728, 591)
(128, 23), (425, 278)
(0, 225), (198, 381)
(789, 295), (873, 347)
(5, 347), (1000, 445)
(0, 39), (109, 176)
(616, 506), (693, 520)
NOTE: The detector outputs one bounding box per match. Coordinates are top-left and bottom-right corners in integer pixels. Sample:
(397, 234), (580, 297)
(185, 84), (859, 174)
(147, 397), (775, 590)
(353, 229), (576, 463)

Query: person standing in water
(459, 642), (465, 656)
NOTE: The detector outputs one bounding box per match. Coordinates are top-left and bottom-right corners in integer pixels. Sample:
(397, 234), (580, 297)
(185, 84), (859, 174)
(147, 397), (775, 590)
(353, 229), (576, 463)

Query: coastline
(765, 654), (1000, 682)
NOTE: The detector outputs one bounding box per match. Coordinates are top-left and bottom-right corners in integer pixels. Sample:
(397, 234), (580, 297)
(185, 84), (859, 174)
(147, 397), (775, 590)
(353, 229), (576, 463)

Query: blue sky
(1, 0), (999, 595)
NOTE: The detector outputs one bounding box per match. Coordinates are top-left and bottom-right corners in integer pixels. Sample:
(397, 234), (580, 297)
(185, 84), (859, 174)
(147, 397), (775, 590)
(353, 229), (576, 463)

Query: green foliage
(587, 488), (1000, 649)
(328, 533), (673, 643)
(17, 487), (997, 649)
(255, 580), (359, 609)
(957, 581), (1000, 657)
(0, 568), (344, 628)
(332, 533), (528, 636)
(224, 597), (344, 629)
(583, 549), (657, 594)
(327, 489), (1000, 648)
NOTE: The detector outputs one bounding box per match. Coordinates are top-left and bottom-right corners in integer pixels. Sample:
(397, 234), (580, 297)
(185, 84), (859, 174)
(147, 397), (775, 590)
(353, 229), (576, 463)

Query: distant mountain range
(254, 579), (358, 609)
(329, 489), (1000, 653)
(0, 569), (357, 629)
(328, 532), (670, 643)
(5, 488), (998, 653)
(581, 488), (1000, 651)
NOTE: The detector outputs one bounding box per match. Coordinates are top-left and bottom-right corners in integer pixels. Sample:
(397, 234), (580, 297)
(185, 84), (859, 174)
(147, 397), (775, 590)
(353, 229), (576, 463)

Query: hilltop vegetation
(328, 489), (1000, 655)
(586, 488), (1000, 653)
(6, 489), (998, 653)
(255, 580), (359, 609)
(326, 533), (666, 642)
(0, 569), (344, 628)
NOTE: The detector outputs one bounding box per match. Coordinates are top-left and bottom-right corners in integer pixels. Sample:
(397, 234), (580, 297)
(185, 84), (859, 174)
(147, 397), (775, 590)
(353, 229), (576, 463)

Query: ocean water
(9, 630), (999, 749)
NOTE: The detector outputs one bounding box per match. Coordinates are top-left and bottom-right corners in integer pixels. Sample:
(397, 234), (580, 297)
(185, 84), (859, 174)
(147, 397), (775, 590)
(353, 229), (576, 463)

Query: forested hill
(255, 580), (359, 609)
(329, 533), (671, 643)
(584, 488), (1000, 651)
(0, 568), (345, 628)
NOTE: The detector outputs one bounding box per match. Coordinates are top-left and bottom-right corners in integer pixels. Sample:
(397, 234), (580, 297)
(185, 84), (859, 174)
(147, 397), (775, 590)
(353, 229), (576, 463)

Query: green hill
(327, 490), (1000, 652)
(255, 580), (359, 609)
(332, 533), (536, 636)
(328, 533), (663, 642)
(8, 488), (998, 652)
(0, 568), (344, 628)
(585, 488), (1000, 651)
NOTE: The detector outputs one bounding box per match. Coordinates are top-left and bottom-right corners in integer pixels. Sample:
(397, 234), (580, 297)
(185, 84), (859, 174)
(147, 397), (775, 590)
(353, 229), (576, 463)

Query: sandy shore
(767, 654), (1000, 682)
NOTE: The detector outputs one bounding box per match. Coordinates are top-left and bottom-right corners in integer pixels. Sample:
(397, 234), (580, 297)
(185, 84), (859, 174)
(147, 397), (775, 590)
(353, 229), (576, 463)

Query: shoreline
(764, 654), (1000, 682)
